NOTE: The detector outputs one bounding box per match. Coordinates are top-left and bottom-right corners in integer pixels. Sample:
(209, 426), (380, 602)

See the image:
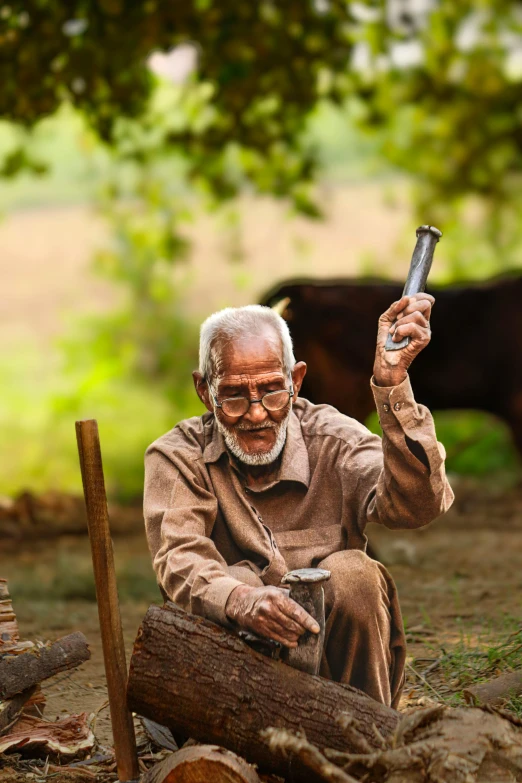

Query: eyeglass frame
(207, 383), (294, 417)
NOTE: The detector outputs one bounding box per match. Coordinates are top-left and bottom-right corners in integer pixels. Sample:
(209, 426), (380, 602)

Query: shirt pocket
(274, 524), (345, 571)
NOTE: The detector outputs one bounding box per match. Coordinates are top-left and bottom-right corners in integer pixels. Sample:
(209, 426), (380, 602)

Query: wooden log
(127, 604), (400, 782)
(0, 631), (90, 700)
(142, 745), (262, 783)
(463, 671), (522, 706)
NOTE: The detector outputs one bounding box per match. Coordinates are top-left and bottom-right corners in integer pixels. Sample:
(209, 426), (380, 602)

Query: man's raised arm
(349, 293), (454, 532)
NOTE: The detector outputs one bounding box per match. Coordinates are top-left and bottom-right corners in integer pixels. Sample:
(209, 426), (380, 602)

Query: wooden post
(76, 419), (139, 782)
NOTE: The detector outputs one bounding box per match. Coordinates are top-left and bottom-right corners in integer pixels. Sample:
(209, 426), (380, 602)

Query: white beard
(214, 409), (291, 466)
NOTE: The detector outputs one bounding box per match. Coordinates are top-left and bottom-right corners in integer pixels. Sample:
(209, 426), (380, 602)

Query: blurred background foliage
(1, 0), (522, 498)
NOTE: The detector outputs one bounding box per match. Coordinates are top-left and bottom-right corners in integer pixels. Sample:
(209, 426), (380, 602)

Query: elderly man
(144, 294), (453, 708)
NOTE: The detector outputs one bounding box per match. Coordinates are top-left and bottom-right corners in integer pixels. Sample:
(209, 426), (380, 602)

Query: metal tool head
(238, 630), (282, 660)
(384, 224), (442, 352)
(416, 224), (442, 240)
(281, 567), (331, 676)
(281, 567), (331, 585)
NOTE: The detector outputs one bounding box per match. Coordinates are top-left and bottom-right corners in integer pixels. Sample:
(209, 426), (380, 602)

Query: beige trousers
(229, 549), (406, 709)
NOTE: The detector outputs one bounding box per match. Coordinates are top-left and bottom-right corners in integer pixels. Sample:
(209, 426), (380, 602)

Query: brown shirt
(144, 375), (454, 626)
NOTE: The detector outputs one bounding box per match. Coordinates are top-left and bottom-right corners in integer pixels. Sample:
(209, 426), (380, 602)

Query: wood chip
(0, 712), (94, 760)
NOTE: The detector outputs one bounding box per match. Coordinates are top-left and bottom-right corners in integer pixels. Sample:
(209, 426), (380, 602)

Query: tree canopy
(2, 1), (358, 207)
(3, 1), (522, 213)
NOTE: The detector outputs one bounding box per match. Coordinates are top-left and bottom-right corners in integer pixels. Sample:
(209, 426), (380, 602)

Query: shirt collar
(202, 414), (228, 463)
(277, 410), (310, 487)
(202, 410), (310, 489)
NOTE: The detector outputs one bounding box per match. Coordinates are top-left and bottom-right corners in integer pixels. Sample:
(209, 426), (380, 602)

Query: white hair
(199, 304), (296, 384)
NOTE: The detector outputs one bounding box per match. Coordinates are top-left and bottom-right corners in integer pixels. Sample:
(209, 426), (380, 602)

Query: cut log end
(143, 745), (261, 783)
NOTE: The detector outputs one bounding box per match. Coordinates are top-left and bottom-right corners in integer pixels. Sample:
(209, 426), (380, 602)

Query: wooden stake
(76, 419), (139, 783)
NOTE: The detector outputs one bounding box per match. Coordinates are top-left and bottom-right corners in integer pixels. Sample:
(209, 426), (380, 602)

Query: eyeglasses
(209, 387), (294, 417)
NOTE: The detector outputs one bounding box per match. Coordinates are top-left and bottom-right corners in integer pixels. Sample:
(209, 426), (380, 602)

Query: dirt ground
(2, 478), (522, 777)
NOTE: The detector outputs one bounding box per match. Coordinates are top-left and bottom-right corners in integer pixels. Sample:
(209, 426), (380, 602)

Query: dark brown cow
(261, 276), (522, 454)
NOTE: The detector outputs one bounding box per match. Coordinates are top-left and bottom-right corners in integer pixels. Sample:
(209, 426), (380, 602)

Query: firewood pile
(0, 580), (184, 782)
(0, 578), (96, 776)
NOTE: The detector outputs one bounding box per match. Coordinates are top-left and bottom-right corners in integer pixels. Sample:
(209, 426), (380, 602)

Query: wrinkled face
(210, 327), (292, 465)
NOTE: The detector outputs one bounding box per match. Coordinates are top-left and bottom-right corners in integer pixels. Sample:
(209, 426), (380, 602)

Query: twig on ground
(43, 686), (106, 699)
(422, 656), (444, 677)
(89, 699), (109, 737)
(406, 661), (443, 701)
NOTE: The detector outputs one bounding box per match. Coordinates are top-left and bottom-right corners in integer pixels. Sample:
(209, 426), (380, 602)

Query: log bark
(127, 604), (400, 782)
(463, 671), (522, 706)
(0, 631), (90, 700)
(142, 745), (261, 783)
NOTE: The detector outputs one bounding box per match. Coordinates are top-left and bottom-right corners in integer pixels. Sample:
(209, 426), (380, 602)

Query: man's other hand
(373, 293), (435, 387)
(225, 584), (320, 648)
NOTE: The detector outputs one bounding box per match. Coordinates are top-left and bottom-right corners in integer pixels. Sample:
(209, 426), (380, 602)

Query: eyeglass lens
(221, 390), (290, 416)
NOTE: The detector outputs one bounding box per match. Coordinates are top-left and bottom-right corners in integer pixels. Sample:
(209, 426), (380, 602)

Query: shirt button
(394, 402), (402, 411)
(383, 403), (390, 412)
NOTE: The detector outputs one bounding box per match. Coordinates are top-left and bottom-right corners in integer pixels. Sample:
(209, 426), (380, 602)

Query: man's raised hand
(225, 584), (320, 648)
(373, 293), (435, 387)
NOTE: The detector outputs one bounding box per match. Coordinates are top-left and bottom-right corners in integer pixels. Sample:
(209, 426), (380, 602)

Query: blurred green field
(0, 340), (200, 498)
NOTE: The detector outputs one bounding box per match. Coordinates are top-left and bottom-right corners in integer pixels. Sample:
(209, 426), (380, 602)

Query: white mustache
(234, 422), (277, 431)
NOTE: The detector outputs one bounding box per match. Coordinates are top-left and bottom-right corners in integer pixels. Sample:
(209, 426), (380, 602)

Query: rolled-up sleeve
(144, 446), (243, 626)
(348, 374), (454, 532)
